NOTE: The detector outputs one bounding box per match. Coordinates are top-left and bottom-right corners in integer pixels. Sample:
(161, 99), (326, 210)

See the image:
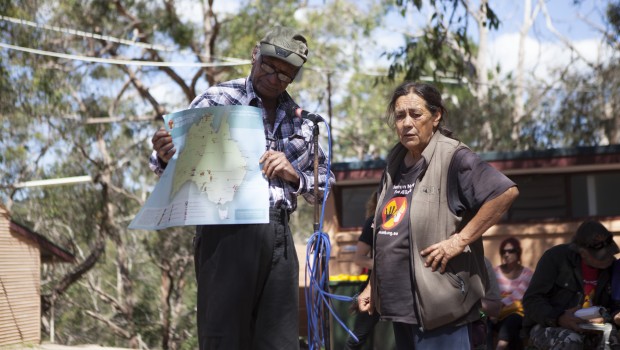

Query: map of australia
(171, 114), (246, 218)
(128, 105), (268, 230)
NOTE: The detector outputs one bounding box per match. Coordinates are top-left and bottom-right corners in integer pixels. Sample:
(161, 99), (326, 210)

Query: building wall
(0, 207), (41, 346)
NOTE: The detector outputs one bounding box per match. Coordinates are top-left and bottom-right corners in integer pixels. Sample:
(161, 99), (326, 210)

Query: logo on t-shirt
(381, 196), (408, 230)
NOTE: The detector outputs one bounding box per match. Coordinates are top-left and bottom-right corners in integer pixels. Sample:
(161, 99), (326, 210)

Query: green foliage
(3, 0), (618, 347)
(384, 0), (499, 83)
(332, 72), (397, 161)
(607, 0), (620, 42)
(444, 84), (515, 151)
(519, 60), (620, 148)
(152, 7), (196, 48)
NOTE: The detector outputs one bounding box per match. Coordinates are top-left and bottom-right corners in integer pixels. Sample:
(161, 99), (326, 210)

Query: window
(507, 171), (620, 222)
(507, 174), (569, 221)
(571, 172), (620, 218)
(335, 185), (377, 228)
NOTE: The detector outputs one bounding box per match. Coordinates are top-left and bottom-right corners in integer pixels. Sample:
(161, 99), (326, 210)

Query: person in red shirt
(523, 220), (620, 349)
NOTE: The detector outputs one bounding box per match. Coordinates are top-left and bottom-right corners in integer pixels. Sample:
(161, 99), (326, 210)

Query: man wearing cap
(523, 220), (620, 349)
(150, 26), (334, 350)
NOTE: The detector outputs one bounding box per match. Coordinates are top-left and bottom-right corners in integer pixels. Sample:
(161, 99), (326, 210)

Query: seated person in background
(493, 237), (534, 350)
(345, 191), (381, 350)
(523, 220), (620, 350)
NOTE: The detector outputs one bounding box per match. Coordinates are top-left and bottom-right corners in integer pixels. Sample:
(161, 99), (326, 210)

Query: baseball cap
(573, 220), (620, 260)
(259, 26), (308, 67)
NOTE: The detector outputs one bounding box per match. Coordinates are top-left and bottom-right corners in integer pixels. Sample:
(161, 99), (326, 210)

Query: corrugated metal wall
(0, 207), (41, 346)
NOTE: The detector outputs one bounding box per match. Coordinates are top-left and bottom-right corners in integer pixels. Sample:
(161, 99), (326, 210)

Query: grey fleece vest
(373, 132), (487, 330)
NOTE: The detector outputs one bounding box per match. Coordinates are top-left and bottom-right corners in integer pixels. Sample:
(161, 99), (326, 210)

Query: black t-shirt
(357, 216), (375, 290)
(375, 159), (425, 324)
(374, 147), (516, 324)
(359, 216), (374, 247)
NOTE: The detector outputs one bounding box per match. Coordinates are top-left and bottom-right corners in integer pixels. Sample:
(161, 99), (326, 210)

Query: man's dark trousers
(194, 208), (300, 350)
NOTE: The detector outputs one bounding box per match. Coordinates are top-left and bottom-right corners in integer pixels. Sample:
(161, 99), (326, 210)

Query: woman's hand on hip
(420, 233), (467, 273)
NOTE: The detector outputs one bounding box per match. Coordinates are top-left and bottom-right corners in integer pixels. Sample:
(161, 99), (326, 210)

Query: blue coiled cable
(303, 117), (360, 350)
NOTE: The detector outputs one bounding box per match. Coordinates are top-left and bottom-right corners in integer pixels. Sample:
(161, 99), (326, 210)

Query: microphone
(292, 107), (324, 124)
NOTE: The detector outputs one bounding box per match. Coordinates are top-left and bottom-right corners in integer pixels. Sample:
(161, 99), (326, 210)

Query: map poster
(129, 105), (269, 230)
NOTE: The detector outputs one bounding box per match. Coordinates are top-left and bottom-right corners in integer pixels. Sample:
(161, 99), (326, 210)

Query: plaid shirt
(149, 77), (334, 212)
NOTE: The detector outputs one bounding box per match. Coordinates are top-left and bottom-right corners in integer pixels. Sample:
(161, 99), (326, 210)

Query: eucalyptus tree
(0, 0), (389, 347)
(384, 0), (497, 83)
(608, 1), (620, 46)
(330, 72), (396, 161)
(0, 0), (224, 347)
(517, 59), (620, 149)
(513, 0), (620, 149)
(378, 0), (517, 152)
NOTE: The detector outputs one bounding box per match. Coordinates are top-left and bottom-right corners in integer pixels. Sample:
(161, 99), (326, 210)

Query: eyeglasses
(501, 248), (518, 255)
(259, 61), (294, 84)
(586, 235), (613, 250)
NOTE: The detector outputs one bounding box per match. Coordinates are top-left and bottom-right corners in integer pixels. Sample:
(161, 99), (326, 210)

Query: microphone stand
(311, 122), (331, 350)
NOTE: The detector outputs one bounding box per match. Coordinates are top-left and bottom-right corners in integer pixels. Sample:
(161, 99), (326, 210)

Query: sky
(486, 0), (614, 82)
(156, 0), (617, 112)
(178, 0), (614, 79)
(369, 0), (615, 83)
(493, 0), (608, 41)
